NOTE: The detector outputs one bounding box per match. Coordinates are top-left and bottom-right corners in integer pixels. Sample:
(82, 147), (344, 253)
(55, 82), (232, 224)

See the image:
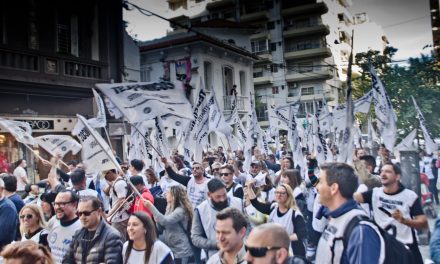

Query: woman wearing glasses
(123, 211), (174, 264)
(19, 204), (49, 247)
(246, 183), (307, 257)
(143, 185), (194, 264)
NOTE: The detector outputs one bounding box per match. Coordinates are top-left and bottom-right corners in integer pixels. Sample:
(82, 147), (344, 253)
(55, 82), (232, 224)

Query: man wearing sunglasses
(48, 190), (82, 264)
(63, 196), (123, 264)
(244, 223), (308, 264)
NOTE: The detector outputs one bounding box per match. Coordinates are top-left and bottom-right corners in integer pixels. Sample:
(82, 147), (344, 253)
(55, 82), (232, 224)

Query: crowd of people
(0, 144), (438, 264)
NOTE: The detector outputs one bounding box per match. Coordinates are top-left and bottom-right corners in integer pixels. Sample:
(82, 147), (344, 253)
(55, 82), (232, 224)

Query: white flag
(73, 115), (119, 174)
(104, 96), (123, 119)
(394, 129), (417, 151)
(96, 80), (193, 123)
(35, 135), (81, 158)
(370, 67), (397, 151)
(151, 117), (171, 158)
(0, 118), (35, 146)
(268, 104), (288, 132)
(128, 122), (152, 165)
(208, 90), (233, 136)
(161, 114), (190, 134)
(312, 113), (328, 165)
(87, 89), (107, 128)
(367, 117), (379, 149)
(412, 96), (438, 154)
(287, 104), (304, 171)
(354, 90), (373, 114)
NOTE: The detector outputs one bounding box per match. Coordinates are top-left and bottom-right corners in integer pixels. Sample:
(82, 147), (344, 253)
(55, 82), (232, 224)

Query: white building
(139, 30), (258, 146)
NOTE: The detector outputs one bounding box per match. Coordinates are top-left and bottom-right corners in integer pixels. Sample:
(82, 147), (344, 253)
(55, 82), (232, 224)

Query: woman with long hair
(1, 240), (54, 264)
(246, 183), (307, 257)
(123, 211), (174, 264)
(19, 204), (49, 247)
(144, 185), (194, 264)
(274, 157), (295, 185)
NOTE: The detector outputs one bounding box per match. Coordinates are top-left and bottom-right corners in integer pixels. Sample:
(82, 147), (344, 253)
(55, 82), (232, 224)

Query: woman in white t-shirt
(19, 204), (49, 247)
(123, 211), (174, 264)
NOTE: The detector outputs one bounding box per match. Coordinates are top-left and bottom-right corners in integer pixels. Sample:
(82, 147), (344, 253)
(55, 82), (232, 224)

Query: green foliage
(350, 47), (440, 141)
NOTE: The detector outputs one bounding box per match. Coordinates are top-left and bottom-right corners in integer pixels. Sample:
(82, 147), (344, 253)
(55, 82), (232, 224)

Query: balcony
(283, 24), (329, 39)
(285, 68), (333, 82)
(0, 47), (108, 88)
(284, 47), (331, 60)
(223, 95), (247, 111)
(250, 31), (271, 40)
(240, 10), (270, 22)
(253, 71), (274, 85)
(206, 0), (235, 10)
(281, 2), (328, 17)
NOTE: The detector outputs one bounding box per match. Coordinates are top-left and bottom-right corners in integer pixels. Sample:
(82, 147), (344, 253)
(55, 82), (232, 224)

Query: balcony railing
(224, 95), (247, 111)
(0, 47), (108, 84)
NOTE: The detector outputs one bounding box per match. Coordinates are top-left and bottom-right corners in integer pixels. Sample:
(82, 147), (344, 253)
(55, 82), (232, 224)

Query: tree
(351, 47), (440, 143)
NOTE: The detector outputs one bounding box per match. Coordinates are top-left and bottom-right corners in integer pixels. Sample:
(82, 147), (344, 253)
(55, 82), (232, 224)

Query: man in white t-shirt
(13, 159), (27, 197)
(105, 169), (130, 242)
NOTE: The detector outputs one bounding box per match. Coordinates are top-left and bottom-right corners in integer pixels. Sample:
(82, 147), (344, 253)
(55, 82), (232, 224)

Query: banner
(0, 118), (35, 146)
(73, 115), (119, 173)
(412, 96), (438, 154)
(370, 67), (397, 151)
(87, 89), (107, 128)
(35, 135), (81, 158)
(96, 81), (193, 123)
(313, 111), (328, 165)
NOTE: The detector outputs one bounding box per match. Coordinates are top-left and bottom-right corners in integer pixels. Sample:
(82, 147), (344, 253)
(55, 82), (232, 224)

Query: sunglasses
(20, 214), (34, 220)
(245, 245), (282, 257)
(220, 173), (231, 176)
(78, 209), (98, 217)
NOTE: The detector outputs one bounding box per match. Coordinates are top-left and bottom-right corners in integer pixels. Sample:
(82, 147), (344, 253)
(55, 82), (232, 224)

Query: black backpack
(343, 215), (415, 264)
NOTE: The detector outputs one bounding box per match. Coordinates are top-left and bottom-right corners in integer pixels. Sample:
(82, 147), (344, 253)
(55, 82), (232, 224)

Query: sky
(124, 0), (434, 61)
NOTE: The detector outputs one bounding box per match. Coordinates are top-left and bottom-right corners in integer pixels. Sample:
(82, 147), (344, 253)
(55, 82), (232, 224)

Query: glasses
(20, 214), (34, 220)
(54, 201), (73, 207)
(212, 168), (220, 172)
(245, 245), (282, 257)
(275, 191), (287, 196)
(193, 167), (203, 170)
(220, 173), (231, 176)
(78, 209), (98, 217)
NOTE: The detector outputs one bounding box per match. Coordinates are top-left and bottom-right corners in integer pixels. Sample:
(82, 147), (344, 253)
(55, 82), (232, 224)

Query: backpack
(343, 215), (415, 264)
(112, 177), (133, 199)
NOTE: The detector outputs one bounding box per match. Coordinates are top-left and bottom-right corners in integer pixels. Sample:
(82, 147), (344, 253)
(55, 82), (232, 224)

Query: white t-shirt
(48, 219), (82, 264)
(122, 240), (173, 264)
(13, 166), (27, 191)
(110, 178), (130, 222)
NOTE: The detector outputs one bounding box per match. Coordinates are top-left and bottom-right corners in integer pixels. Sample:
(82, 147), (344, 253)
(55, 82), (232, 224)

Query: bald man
(244, 223), (307, 264)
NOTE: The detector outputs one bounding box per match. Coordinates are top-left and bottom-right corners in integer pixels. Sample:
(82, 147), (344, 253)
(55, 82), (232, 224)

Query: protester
(19, 204), (49, 246)
(2, 174), (25, 214)
(40, 192), (56, 223)
(123, 212), (174, 264)
(206, 207), (247, 264)
(129, 159), (146, 184)
(316, 162), (383, 263)
(247, 182), (307, 257)
(354, 162), (428, 264)
(192, 178), (243, 261)
(243, 182), (267, 227)
(63, 196), (123, 264)
(128, 175), (154, 217)
(244, 223), (308, 264)
(48, 190), (81, 264)
(69, 168), (98, 198)
(220, 164), (244, 199)
(1, 240), (55, 264)
(161, 157), (210, 207)
(13, 159), (28, 198)
(105, 168), (130, 241)
(0, 177), (18, 249)
(143, 185), (194, 263)
(23, 183), (40, 204)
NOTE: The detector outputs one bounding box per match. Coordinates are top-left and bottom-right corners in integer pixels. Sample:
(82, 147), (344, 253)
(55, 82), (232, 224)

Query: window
(272, 86), (279, 94)
(204, 61), (213, 90)
(253, 71), (263, 78)
(270, 42), (277, 51)
(251, 39), (268, 54)
(297, 101), (316, 117)
(140, 66), (151, 82)
(301, 87), (314, 95)
(271, 64), (278, 73)
(256, 103), (268, 121)
(239, 71), (246, 95)
(267, 21), (275, 30)
(338, 13), (344, 22)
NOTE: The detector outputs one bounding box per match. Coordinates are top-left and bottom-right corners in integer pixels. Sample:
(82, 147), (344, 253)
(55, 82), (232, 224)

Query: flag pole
(127, 122), (164, 157)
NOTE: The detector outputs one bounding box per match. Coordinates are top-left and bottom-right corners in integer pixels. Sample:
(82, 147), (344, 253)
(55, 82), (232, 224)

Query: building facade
(0, 0), (131, 179)
(139, 30), (257, 147)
